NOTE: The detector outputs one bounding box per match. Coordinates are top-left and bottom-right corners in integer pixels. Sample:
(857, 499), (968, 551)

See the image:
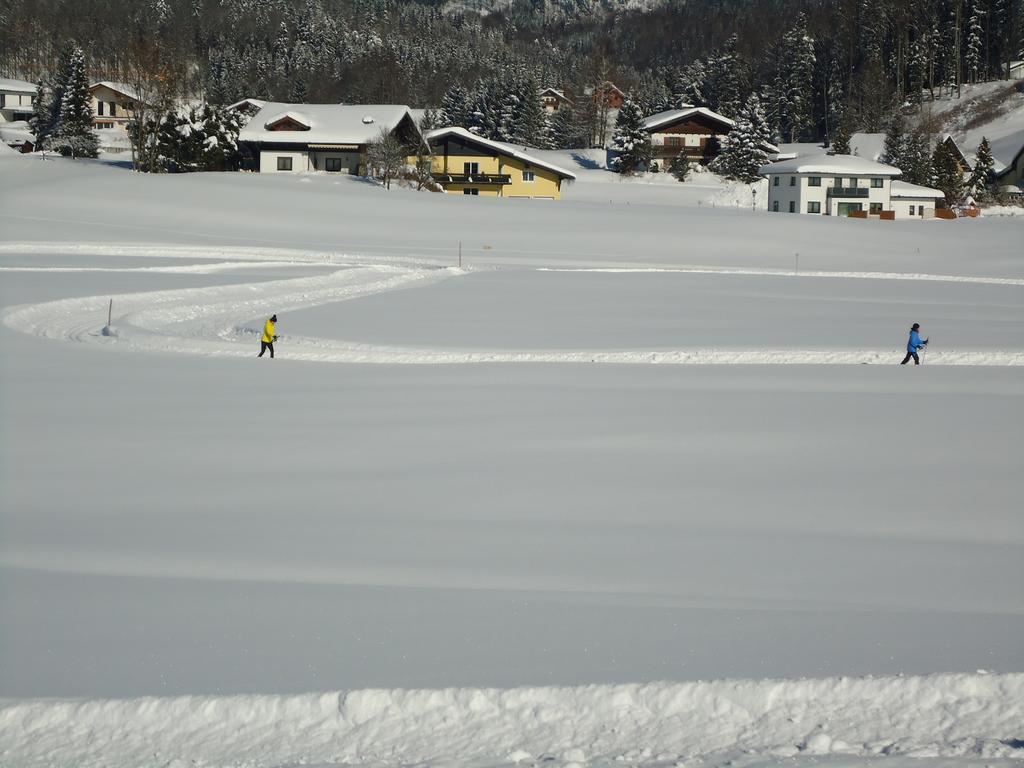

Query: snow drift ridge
(2, 673), (1022, 767)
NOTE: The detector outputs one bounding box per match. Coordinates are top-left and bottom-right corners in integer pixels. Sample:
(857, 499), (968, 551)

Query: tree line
(2, 0), (1020, 144)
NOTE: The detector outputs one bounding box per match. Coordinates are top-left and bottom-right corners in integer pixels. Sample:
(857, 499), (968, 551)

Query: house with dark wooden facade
(641, 106), (779, 166)
(539, 87), (572, 114)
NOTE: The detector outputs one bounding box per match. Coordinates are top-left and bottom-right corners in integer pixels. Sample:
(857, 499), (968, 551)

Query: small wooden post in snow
(108, 299), (113, 327)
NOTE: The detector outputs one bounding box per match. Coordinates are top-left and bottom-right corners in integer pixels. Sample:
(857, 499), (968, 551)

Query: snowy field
(0, 153), (1022, 767)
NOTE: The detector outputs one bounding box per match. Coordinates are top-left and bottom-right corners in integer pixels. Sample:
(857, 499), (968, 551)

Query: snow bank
(2, 673), (1020, 767)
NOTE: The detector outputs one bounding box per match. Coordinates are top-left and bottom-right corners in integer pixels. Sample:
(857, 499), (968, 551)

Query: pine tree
(29, 80), (53, 148)
(967, 136), (995, 199)
(669, 151), (691, 181)
(468, 79), (500, 140)
(712, 94), (769, 183)
(51, 46), (99, 159)
(965, 0), (984, 83)
(931, 141), (964, 203)
(902, 128), (933, 186)
(831, 117), (852, 155)
(778, 13), (816, 142)
(882, 113), (906, 169)
(608, 98), (650, 175)
(419, 107), (441, 132)
(289, 79), (308, 103)
(549, 104), (586, 149)
(440, 84), (470, 128)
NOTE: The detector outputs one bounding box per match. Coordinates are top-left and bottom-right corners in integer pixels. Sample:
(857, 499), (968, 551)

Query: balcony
(433, 173), (511, 185)
(826, 186), (870, 198)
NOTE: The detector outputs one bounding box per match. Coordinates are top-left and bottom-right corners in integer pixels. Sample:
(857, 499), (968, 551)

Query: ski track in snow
(1, 673), (1022, 768)
(3, 242), (1024, 366)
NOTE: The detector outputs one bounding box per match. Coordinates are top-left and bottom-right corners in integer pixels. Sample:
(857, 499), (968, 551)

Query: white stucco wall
(260, 150), (308, 173)
(0, 90), (33, 122)
(892, 198), (937, 219)
(767, 173), (894, 215)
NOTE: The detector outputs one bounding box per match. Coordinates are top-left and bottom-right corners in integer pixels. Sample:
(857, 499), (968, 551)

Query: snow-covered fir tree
(549, 104), (586, 149)
(669, 151), (690, 181)
(468, 80), (500, 139)
(419, 107), (441, 132)
(882, 113), (906, 168)
(50, 46), (99, 159)
(608, 98), (650, 175)
(440, 85), (470, 129)
(964, 0), (984, 84)
(778, 13), (816, 142)
(29, 80), (53, 148)
(931, 140), (964, 203)
(901, 129), (933, 186)
(712, 93), (769, 183)
(967, 137), (995, 199)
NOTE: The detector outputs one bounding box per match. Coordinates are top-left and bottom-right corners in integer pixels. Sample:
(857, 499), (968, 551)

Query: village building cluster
(2, 71), (1021, 214)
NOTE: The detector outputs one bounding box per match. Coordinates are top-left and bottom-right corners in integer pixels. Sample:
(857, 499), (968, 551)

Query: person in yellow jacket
(258, 314), (278, 358)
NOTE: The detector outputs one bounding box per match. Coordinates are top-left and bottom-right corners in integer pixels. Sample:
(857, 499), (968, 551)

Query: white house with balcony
(237, 102), (423, 174)
(0, 77), (36, 123)
(759, 154), (943, 218)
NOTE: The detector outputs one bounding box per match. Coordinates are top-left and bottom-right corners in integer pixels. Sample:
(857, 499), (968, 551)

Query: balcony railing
(827, 186), (870, 197)
(433, 173), (511, 185)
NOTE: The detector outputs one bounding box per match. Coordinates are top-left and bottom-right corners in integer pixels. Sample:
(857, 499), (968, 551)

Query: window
(869, 202), (883, 214)
(463, 188), (479, 195)
(833, 177), (843, 187)
(789, 201), (796, 213)
(0, 94), (4, 108)
(96, 121), (114, 129)
(325, 157), (343, 172)
(919, 206), (924, 217)
(665, 136), (681, 147)
(109, 101), (116, 117)
(808, 176), (821, 187)
(789, 176), (796, 186)
(849, 177), (858, 187)
(772, 200), (779, 212)
(909, 205), (916, 216)
(97, 101), (104, 116)
(463, 162), (479, 176)
(277, 157), (293, 171)
(773, 176), (779, 186)
(807, 201), (821, 214)
(522, 170), (535, 182)
(871, 177), (883, 188)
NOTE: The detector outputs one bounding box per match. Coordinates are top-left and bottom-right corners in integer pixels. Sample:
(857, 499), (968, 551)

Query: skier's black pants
(259, 341), (274, 358)
(900, 351), (919, 365)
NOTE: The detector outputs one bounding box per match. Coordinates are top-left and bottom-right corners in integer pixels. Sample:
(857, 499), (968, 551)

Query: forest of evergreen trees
(1, 0), (1020, 148)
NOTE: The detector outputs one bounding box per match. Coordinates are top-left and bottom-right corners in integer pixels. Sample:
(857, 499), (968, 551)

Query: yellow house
(424, 127), (575, 199)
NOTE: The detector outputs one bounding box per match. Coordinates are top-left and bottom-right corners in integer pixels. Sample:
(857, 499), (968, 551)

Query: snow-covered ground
(0, 153), (1022, 767)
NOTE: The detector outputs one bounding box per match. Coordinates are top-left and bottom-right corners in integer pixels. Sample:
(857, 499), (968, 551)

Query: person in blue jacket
(901, 322), (928, 365)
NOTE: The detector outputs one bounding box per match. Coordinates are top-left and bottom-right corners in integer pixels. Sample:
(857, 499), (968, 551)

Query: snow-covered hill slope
(3, 673), (1022, 768)
(928, 80), (1024, 172)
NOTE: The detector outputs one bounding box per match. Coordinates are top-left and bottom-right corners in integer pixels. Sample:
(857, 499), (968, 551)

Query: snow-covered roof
(641, 107), (735, 133)
(539, 87), (570, 102)
(225, 98), (266, 113)
(759, 153), (902, 176)
(848, 132), (886, 162)
(890, 180), (944, 199)
(424, 127), (577, 180)
(239, 102), (417, 146)
(0, 77), (36, 94)
(90, 81), (140, 101)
